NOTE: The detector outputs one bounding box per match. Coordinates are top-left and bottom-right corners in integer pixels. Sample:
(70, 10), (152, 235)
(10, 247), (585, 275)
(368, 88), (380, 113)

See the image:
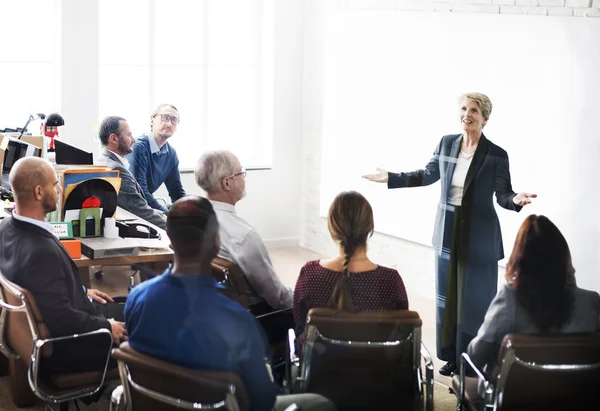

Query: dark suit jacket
(100, 149), (166, 229)
(388, 134), (521, 263)
(0, 217), (110, 337)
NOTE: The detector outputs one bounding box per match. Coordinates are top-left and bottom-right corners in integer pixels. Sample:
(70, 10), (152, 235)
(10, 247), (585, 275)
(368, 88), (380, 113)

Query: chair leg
(9, 357), (37, 407)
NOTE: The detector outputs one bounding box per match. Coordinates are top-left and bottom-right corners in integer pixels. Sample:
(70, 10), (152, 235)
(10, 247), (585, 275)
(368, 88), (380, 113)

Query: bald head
(9, 157), (56, 205)
(167, 196), (220, 262)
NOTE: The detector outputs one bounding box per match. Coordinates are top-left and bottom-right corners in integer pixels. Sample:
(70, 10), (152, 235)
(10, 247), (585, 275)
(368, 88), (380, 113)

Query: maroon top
(293, 260), (409, 351)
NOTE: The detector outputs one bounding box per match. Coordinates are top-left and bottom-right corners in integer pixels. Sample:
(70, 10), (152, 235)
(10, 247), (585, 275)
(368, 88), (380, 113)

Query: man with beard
(0, 157), (126, 374)
(98, 116), (166, 229)
(195, 150), (293, 310)
(127, 104), (186, 212)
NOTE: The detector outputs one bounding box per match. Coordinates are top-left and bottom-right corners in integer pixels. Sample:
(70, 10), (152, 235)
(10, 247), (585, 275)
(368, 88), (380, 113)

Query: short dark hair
(99, 116), (126, 145)
(167, 196), (219, 261)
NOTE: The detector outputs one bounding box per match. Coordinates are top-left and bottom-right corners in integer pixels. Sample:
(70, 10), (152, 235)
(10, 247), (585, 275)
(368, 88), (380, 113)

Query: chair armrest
(155, 197), (168, 209)
(288, 328), (298, 364)
(255, 306), (292, 319)
(458, 352), (490, 407)
(110, 384), (124, 409)
(420, 342), (434, 411)
(420, 342), (434, 383)
(285, 328), (299, 394)
(30, 328), (113, 402)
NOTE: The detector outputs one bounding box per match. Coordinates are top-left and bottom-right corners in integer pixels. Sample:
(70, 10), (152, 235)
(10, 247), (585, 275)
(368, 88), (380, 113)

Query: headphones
(116, 221), (161, 239)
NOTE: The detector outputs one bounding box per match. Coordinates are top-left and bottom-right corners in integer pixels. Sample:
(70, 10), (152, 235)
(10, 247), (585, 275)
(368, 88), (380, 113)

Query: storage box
(60, 239), (82, 259)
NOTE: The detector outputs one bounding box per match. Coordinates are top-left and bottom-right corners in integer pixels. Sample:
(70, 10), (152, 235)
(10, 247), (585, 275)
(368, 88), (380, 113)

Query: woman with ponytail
(293, 191), (409, 351)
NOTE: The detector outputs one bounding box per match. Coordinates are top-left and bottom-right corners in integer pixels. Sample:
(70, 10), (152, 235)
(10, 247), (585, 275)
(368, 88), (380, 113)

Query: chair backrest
(211, 257), (251, 308)
(0, 273), (52, 362)
(112, 342), (251, 411)
(491, 333), (600, 410)
(300, 308), (422, 409)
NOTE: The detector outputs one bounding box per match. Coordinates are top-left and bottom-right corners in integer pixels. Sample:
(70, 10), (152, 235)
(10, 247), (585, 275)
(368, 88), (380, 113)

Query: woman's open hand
(362, 168), (389, 183)
(513, 192), (537, 206)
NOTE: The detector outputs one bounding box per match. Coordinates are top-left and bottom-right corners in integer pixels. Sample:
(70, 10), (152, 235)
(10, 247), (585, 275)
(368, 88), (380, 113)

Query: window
(0, 0), (58, 131)
(99, 0), (273, 169)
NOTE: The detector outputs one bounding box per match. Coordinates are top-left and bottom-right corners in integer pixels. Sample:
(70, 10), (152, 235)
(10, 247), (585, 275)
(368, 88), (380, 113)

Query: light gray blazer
(100, 149), (166, 229)
(468, 283), (600, 374)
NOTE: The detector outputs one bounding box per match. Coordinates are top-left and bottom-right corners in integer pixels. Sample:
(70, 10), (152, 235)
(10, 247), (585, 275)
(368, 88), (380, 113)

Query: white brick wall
(337, 0), (599, 14)
(300, 0), (596, 300)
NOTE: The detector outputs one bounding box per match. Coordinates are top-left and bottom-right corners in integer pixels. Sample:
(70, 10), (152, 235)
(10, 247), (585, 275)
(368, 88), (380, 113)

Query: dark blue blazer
(388, 134), (521, 264)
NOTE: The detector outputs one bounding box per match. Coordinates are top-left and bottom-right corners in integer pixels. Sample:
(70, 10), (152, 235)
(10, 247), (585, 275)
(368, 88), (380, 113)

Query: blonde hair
(459, 92), (493, 120)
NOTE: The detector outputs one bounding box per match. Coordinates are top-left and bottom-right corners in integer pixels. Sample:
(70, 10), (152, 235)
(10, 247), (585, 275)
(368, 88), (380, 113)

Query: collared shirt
(124, 270), (278, 411)
(210, 200), (293, 309)
(107, 149), (130, 169)
(12, 211), (55, 236)
(147, 133), (169, 155)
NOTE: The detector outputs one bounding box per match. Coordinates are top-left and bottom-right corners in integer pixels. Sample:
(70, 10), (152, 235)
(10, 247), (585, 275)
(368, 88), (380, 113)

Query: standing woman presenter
(363, 92), (536, 375)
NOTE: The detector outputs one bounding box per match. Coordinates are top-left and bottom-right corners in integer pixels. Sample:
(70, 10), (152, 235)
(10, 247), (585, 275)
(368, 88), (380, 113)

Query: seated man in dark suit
(0, 157), (126, 374)
(125, 196), (335, 411)
(97, 116), (166, 229)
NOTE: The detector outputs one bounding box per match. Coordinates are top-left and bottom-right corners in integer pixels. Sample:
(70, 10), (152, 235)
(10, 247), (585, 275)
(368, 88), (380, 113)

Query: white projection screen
(320, 11), (600, 291)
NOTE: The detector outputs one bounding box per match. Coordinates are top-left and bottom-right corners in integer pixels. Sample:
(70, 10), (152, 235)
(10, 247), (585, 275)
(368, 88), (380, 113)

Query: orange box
(60, 239), (81, 259)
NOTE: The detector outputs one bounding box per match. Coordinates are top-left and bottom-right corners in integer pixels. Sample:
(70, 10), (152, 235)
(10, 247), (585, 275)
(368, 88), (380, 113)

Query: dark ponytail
(328, 239), (360, 312)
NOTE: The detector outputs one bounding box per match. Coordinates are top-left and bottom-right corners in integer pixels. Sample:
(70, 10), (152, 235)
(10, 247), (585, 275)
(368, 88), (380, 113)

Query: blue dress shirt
(124, 270), (278, 411)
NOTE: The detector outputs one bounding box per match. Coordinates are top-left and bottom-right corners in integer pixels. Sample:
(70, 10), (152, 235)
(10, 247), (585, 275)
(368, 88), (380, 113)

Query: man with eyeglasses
(127, 104), (186, 212)
(195, 150), (293, 311)
(97, 116), (166, 229)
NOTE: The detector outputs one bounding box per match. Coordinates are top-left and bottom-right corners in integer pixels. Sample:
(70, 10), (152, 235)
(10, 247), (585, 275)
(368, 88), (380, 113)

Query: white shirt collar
(210, 200), (236, 214)
(108, 149), (130, 169)
(12, 211), (55, 236)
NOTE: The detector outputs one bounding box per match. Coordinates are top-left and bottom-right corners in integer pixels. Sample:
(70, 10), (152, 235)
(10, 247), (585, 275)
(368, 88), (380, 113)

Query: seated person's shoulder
(129, 135), (151, 156)
(573, 286), (600, 309)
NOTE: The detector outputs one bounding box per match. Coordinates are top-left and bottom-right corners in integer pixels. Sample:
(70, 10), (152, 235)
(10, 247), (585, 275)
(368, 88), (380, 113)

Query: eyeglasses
(155, 114), (180, 125)
(223, 167), (247, 180)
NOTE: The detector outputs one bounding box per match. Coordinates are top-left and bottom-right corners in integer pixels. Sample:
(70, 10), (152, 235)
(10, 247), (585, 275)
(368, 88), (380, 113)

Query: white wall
(300, 0), (600, 299)
(56, 0), (304, 248)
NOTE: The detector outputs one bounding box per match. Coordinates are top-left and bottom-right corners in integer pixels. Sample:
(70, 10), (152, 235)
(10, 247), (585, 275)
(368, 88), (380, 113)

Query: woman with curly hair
(468, 214), (600, 374)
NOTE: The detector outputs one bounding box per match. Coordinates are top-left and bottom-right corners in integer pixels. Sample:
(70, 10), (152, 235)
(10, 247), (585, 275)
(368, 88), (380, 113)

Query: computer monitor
(55, 139), (93, 165)
(1, 138), (42, 190)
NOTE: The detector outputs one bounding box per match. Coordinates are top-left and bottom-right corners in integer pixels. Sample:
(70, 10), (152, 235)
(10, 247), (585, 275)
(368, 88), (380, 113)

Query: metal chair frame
(457, 345), (600, 411)
(287, 321), (434, 411)
(0, 277), (113, 405)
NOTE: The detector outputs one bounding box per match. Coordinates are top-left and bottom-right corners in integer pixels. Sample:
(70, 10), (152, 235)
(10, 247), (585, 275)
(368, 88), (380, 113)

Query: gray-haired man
(195, 150), (293, 310)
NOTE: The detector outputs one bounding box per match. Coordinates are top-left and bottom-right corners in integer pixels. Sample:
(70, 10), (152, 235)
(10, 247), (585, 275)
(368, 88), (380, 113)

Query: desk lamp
(41, 113), (65, 152)
(17, 113), (46, 139)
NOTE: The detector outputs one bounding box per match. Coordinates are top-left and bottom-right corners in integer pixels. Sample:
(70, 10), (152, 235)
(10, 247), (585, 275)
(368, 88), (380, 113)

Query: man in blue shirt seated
(126, 104), (186, 212)
(124, 196), (335, 411)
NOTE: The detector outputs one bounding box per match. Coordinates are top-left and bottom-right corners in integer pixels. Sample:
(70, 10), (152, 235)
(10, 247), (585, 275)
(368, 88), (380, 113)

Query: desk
(73, 207), (173, 288)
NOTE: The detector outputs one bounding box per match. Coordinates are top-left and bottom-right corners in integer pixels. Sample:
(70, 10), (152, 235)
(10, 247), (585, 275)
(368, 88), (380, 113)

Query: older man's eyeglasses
(155, 114), (180, 125)
(223, 167), (247, 180)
